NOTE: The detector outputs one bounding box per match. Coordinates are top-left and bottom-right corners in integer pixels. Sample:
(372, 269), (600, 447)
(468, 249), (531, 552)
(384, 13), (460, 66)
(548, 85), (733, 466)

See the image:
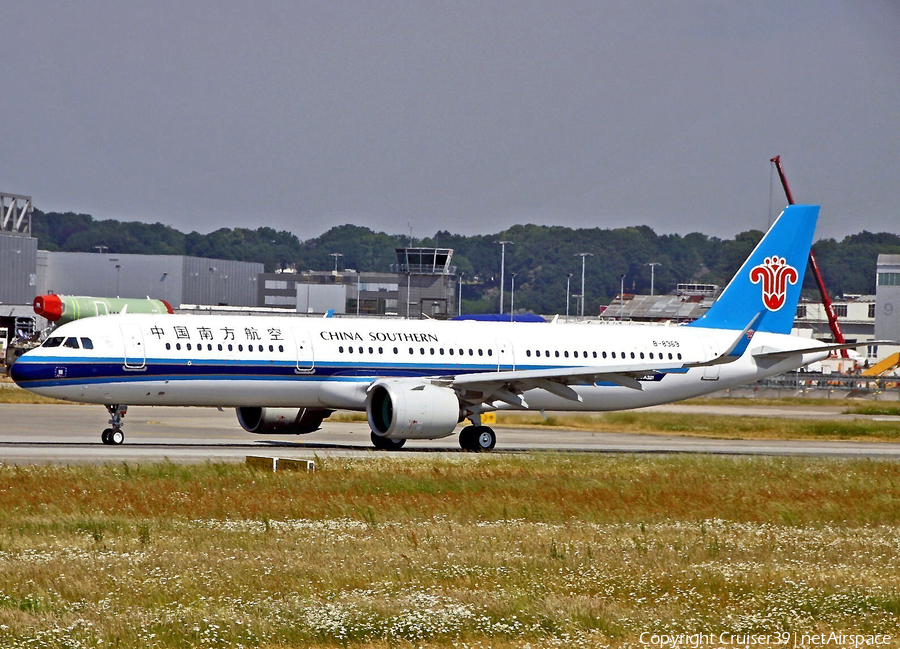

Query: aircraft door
(120, 323), (146, 370)
(701, 339), (720, 380)
(496, 339), (515, 371)
(292, 328), (315, 373)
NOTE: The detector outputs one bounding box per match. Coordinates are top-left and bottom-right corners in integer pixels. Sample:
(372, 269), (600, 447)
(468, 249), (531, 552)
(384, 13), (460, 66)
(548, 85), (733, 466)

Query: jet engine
(366, 380), (462, 440)
(236, 407), (333, 434)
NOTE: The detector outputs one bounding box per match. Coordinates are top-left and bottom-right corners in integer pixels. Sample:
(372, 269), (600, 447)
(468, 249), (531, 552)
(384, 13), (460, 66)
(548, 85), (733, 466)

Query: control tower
(391, 247), (457, 319)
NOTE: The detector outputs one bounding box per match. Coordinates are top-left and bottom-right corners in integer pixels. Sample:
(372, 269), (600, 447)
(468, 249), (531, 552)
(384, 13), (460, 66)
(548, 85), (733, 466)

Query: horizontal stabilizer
(752, 340), (896, 359)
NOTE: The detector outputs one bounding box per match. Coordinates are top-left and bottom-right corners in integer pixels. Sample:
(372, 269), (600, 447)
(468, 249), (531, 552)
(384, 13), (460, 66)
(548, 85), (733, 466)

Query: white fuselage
(13, 313), (827, 412)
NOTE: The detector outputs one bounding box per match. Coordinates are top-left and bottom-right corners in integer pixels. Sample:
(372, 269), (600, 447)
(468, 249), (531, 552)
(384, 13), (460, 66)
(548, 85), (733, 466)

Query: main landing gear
(101, 404), (127, 445)
(459, 425), (496, 452)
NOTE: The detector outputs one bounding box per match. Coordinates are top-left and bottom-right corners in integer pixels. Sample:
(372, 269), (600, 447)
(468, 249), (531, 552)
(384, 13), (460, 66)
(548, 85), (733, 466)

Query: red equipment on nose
(33, 294), (64, 321)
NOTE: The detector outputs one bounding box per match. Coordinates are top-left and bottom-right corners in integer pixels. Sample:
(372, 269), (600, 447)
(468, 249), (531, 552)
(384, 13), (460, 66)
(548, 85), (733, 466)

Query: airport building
(259, 270), (400, 315)
(257, 247), (458, 318)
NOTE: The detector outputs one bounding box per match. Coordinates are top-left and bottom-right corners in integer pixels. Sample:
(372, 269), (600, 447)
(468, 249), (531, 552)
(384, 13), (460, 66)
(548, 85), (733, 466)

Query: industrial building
(875, 254), (900, 357)
(36, 251), (262, 308)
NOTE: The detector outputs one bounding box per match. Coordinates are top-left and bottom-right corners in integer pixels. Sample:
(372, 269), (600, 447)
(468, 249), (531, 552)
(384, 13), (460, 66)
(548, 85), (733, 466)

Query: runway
(1, 403), (899, 464)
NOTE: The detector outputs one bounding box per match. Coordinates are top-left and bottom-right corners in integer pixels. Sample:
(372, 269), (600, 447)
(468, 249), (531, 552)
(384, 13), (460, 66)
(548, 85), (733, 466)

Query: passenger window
(369, 347), (374, 354)
(469, 349), (474, 356)
(378, 347), (383, 354)
(187, 343), (192, 351)
(677, 353), (682, 360)
(339, 346), (344, 353)
(209, 344), (214, 351)
(640, 352), (645, 359)
(631, 352), (635, 359)
(248, 345), (253, 353)
(420, 347), (425, 355)
(555, 351), (560, 358)
(64, 337), (80, 349)
(348, 346), (353, 354)
(611, 352), (616, 359)
(478, 349), (483, 356)
(439, 348), (444, 355)
(487, 349), (493, 356)
(459, 349), (464, 356)
(43, 337), (64, 347)
(238, 345), (244, 352)
(573, 351), (578, 358)
(228, 344), (233, 352)
(176, 343), (182, 351)
(166, 343), (171, 351)
(649, 352), (654, 359)
(564, 351), (569, 358)
(593, 351), (598, 358)
(449, 348), (454, 355)
(430, 348), (435, 355)
(393, 347), (398, 354)
(258, 345), (264, 352)
(218, 344), (223, 351)
(602, 351), (607, 359)
(278, 345), (284, 352)
(526, 350), (531, 357)
(358, 346), (363, 354)
(81, 338), (94, 350)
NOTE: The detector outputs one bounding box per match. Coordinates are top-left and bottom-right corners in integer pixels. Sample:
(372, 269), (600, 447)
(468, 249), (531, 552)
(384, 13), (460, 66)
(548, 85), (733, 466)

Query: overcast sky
(3, 1), (898, 241)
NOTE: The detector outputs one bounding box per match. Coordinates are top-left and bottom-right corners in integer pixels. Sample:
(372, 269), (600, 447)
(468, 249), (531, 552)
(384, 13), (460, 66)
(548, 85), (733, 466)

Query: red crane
(770, 155), (848, 358)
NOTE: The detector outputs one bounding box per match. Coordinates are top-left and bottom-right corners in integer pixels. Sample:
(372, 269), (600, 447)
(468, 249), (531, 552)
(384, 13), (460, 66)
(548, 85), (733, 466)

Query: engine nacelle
(236, 407), (333, 434)
(366, 380), (461, 440)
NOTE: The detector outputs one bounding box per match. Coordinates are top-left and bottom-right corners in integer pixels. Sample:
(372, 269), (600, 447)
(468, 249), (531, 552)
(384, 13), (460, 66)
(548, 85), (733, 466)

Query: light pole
(457, 272), (464, 317)
(406, 271), (411, 319)
(496, 240), (513, 314)
(619, 274), (626, 320)
(330, 252), (343, 273)
(510, 273), (517, 321)
(565, 273), (573, 321)
(645, 262), (662, 296)
(576, 252), (593, 318)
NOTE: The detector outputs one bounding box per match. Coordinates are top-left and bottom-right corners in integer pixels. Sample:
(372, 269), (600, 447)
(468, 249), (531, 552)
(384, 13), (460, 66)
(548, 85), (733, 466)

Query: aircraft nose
(8, 357), (42, 385)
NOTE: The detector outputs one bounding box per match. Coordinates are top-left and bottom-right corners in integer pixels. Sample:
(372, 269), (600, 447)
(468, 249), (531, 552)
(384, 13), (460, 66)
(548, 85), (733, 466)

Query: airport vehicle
(33, 295), (173, 325)
(10, 205), (875, 450)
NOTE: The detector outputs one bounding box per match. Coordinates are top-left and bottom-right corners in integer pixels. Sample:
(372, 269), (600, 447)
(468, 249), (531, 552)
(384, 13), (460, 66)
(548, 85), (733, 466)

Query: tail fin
(689, 204), (819, 334)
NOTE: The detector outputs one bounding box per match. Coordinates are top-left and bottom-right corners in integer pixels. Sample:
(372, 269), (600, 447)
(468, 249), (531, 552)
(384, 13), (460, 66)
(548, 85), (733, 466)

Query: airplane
(9, 205), (874, 451)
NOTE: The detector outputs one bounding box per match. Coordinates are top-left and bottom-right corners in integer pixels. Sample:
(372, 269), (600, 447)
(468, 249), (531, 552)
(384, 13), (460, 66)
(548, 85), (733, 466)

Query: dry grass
(493, 410), (900, 441)
(0, 455), (899, 647)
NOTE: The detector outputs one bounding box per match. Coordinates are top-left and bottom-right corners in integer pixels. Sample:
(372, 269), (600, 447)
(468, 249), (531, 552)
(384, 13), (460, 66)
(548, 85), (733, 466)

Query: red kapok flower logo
(749, 256), (798, 311)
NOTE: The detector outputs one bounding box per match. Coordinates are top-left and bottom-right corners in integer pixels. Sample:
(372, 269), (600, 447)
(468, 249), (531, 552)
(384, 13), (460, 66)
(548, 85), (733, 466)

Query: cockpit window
(81, 338), (94, 350)
(43, 337), (64, 348)
(63, 337), (80, 349)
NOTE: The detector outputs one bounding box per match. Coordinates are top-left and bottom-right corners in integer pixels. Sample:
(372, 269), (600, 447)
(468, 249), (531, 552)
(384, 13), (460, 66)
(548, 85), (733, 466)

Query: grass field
(0, 455), (898, 647)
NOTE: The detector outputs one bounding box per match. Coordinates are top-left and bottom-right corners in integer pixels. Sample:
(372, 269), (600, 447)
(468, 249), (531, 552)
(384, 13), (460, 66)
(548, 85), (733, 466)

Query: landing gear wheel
(458, 425), (477, 451)
(460, 425), (496, 452)
(370, 431), (406, 450)
(474, 426), (496, 452)
(102, 404), (128, 446)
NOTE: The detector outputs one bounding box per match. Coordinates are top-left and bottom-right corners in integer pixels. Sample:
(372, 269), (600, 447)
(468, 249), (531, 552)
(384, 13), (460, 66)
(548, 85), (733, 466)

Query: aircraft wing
(441, 314), (763, 407)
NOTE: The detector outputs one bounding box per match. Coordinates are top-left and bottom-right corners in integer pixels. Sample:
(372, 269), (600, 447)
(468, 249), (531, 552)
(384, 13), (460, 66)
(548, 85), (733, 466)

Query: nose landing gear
(101, 404), (128, 445)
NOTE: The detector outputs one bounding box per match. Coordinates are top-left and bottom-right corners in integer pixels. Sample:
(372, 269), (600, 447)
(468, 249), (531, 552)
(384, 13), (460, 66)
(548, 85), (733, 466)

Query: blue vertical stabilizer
(689, 204), (819, 334)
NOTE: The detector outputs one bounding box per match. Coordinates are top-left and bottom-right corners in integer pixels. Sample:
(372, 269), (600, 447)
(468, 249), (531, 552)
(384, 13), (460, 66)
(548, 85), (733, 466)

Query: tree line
(32, 209), (900, 315)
